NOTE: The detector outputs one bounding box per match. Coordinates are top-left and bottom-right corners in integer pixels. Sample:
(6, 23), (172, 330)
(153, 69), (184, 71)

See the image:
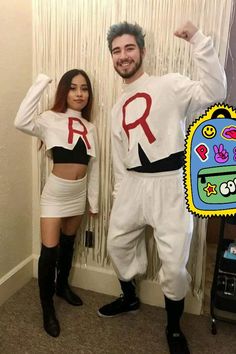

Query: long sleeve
(111, 121), (127, 199)
(14, 74), (51, 137)
(174, 30), (227, 118)
(87, 126), (100, 213)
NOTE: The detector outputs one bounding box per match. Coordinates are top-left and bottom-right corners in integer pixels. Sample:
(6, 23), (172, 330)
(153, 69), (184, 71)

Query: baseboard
(0, 255), (33, 306)
(32, 256), (202, 315)
(71, 263), (203, 315)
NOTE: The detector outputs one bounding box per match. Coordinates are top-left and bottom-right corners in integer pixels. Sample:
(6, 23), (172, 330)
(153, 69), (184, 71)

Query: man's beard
(114, 55), (143, 79)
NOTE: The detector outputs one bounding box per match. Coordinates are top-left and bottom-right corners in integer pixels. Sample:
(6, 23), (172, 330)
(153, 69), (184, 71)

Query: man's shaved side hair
(107, 21), (145, 53)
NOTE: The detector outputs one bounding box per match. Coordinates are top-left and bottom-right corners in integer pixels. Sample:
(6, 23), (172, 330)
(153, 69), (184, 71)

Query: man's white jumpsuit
(107, 30), (227, 301)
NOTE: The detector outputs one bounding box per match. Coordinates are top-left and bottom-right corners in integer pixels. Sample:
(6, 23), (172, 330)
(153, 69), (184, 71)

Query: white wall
(0, 0), (33, 305)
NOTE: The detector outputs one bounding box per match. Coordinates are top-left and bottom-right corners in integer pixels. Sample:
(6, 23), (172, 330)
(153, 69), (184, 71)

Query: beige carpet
(0, 279), (235, 354)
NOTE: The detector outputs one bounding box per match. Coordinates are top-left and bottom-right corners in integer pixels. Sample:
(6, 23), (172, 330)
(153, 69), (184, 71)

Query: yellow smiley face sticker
(202, 125), (216, 139)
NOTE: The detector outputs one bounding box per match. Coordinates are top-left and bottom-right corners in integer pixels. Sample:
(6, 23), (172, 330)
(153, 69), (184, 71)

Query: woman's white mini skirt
(40, 173), (87, 217)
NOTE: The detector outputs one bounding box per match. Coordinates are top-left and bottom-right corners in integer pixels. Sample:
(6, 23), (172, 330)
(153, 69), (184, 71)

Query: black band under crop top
(52, 137), (90, 165)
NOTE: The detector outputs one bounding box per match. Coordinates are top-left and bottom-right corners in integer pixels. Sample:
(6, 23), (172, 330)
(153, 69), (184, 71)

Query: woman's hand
(88, 210), (98, 217)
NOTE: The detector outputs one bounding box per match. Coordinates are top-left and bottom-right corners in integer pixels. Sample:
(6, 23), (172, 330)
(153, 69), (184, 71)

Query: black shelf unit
(210, 216), (236, 334)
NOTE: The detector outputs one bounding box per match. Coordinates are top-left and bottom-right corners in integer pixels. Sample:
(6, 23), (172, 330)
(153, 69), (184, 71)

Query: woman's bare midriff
(52, 163), (87, 180)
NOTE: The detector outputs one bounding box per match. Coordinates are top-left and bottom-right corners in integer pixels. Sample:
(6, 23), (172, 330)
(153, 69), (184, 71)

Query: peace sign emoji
(213, 144), (229, 163)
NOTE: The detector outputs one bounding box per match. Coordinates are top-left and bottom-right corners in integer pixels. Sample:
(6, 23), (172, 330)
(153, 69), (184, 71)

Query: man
(98, 21), (226, 354)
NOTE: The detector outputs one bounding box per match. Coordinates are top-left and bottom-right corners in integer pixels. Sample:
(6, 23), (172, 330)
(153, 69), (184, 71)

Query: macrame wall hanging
(32, 0), (234, 297)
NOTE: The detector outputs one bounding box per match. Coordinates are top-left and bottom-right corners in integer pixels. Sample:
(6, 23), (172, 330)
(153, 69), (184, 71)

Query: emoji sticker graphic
(213, 144), (229, 163)
(222, 126), (236, 140)
(202, 125), (216, 139)
(184, 103), (236, 217)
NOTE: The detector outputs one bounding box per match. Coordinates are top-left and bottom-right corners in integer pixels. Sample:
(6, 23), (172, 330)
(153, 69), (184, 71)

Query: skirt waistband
(49, 172), (87, 184)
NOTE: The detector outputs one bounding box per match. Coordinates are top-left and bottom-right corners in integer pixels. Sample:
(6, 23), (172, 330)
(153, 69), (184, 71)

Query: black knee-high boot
(38, 244), (60, 337)
(56, 232), (82, 306)
(164, 296), (190, 354)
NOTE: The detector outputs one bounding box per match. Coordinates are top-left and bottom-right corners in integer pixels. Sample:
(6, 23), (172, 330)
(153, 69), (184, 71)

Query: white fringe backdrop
(32, 0), (234, 298)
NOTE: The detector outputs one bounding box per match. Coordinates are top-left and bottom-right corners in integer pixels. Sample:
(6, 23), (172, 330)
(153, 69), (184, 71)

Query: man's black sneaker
(97, 295), (140, 317)
(166, 328), (190, 354)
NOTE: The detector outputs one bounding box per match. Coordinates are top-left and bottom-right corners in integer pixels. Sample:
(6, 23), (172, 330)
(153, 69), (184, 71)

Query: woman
(14, 69), (99, 337)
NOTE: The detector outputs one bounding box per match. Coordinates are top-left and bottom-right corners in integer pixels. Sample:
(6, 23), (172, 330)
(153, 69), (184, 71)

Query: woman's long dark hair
(51, 69), (93, 121)
(39, 69), (93, 150)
